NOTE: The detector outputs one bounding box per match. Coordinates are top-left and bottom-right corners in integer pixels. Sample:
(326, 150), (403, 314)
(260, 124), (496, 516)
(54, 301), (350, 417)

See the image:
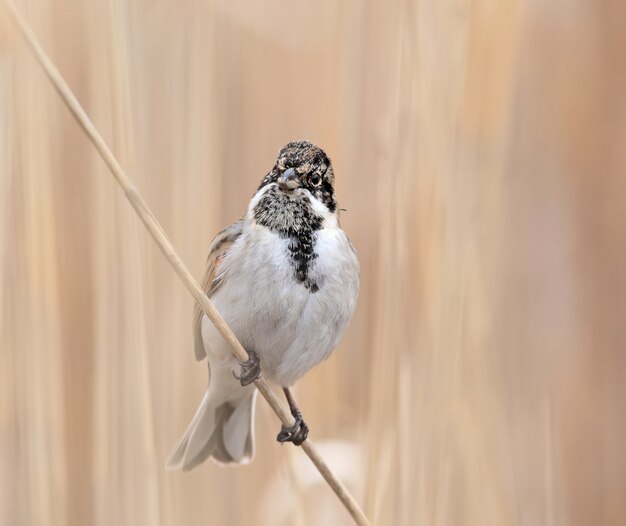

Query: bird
(166, 140), (360, 470)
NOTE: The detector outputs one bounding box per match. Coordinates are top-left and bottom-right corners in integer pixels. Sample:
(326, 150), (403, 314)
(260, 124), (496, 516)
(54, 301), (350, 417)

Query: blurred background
(1, 0), (626, 525)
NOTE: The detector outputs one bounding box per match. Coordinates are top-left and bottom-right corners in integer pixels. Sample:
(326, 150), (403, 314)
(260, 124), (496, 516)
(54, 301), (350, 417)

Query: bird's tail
(166, 389), (257, 470)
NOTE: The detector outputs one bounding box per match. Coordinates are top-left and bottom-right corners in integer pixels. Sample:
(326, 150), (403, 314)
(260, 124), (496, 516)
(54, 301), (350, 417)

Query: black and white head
(253, 141), (337, 223)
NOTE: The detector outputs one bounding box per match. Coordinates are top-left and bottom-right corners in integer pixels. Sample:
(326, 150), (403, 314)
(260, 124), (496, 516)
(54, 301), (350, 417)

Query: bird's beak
(277, 167), (299, 190)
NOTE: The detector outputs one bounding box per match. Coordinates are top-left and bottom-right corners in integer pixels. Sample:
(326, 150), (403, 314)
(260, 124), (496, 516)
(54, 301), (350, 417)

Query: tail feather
(166, 390), (257, 471)
(222, 392), (257, 460)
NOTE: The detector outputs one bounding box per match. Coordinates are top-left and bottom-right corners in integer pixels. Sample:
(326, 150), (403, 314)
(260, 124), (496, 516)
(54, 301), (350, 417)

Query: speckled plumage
(253, 185), (322, 291)
(167, 141), (359, 470)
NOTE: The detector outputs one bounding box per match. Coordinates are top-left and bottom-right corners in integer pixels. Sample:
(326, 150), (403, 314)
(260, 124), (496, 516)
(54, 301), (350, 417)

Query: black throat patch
(253, 186), (323, 292)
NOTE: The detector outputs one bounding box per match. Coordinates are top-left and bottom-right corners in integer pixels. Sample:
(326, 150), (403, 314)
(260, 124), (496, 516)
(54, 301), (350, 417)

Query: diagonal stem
(2, 1), (370, 525)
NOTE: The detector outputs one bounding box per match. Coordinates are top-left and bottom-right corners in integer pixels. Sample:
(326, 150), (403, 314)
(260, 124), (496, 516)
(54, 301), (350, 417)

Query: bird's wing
(193, 219), (245, 361)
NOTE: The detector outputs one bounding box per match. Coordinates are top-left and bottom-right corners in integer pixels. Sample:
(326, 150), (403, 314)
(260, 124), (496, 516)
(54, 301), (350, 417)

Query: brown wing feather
(193, 219), (245, 361)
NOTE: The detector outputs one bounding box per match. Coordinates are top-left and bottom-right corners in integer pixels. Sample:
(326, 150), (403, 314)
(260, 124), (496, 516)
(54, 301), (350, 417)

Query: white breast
(203, 221), (359, 387)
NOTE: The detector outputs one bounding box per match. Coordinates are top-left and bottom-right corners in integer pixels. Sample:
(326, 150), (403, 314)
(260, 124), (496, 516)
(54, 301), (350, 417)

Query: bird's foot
(233, 350), (261, 386)
(277, 409), (309, 446)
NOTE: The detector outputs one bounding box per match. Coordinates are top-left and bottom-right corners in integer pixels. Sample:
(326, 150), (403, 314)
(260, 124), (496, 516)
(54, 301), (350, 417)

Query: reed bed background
(1, 0), (625, 525)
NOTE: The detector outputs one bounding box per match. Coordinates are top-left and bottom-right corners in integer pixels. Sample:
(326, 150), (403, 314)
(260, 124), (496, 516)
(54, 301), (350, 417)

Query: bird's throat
(252, 186), (322, 292)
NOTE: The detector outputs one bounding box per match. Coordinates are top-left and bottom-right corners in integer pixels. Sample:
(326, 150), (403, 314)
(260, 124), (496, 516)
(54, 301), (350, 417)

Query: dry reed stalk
(2, 2), (371, 525)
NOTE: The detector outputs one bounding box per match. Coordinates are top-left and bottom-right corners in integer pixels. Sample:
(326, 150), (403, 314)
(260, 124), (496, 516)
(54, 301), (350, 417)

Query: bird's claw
(277, 413), (309, 446)
(233, 350), (261, 386)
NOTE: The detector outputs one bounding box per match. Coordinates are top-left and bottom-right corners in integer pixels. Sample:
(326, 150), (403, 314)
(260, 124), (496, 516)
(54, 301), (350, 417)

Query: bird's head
(258, 140), (337, 214)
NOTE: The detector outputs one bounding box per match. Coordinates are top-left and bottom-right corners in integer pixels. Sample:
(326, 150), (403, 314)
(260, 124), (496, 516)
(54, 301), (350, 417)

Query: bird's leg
(233, 349), (261, 386)
(277, 387), (309, 446)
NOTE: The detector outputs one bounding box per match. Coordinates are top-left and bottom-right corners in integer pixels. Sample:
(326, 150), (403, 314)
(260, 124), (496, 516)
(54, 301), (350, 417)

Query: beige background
(1, 0), (626, 525)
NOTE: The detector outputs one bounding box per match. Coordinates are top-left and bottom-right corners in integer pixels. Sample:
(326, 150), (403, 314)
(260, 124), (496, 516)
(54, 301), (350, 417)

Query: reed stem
(2, 2), (370, 524)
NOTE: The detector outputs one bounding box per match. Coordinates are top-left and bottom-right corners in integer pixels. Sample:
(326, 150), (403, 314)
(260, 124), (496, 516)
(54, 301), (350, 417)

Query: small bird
(167, 140), (359, 470)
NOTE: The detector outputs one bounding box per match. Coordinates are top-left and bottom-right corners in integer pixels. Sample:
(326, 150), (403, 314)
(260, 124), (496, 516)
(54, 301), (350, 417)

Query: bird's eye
(309, 174), (322, 186)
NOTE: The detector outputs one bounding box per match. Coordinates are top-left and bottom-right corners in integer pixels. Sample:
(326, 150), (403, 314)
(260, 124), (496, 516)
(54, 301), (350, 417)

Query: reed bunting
(167, 141), (360, 469)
